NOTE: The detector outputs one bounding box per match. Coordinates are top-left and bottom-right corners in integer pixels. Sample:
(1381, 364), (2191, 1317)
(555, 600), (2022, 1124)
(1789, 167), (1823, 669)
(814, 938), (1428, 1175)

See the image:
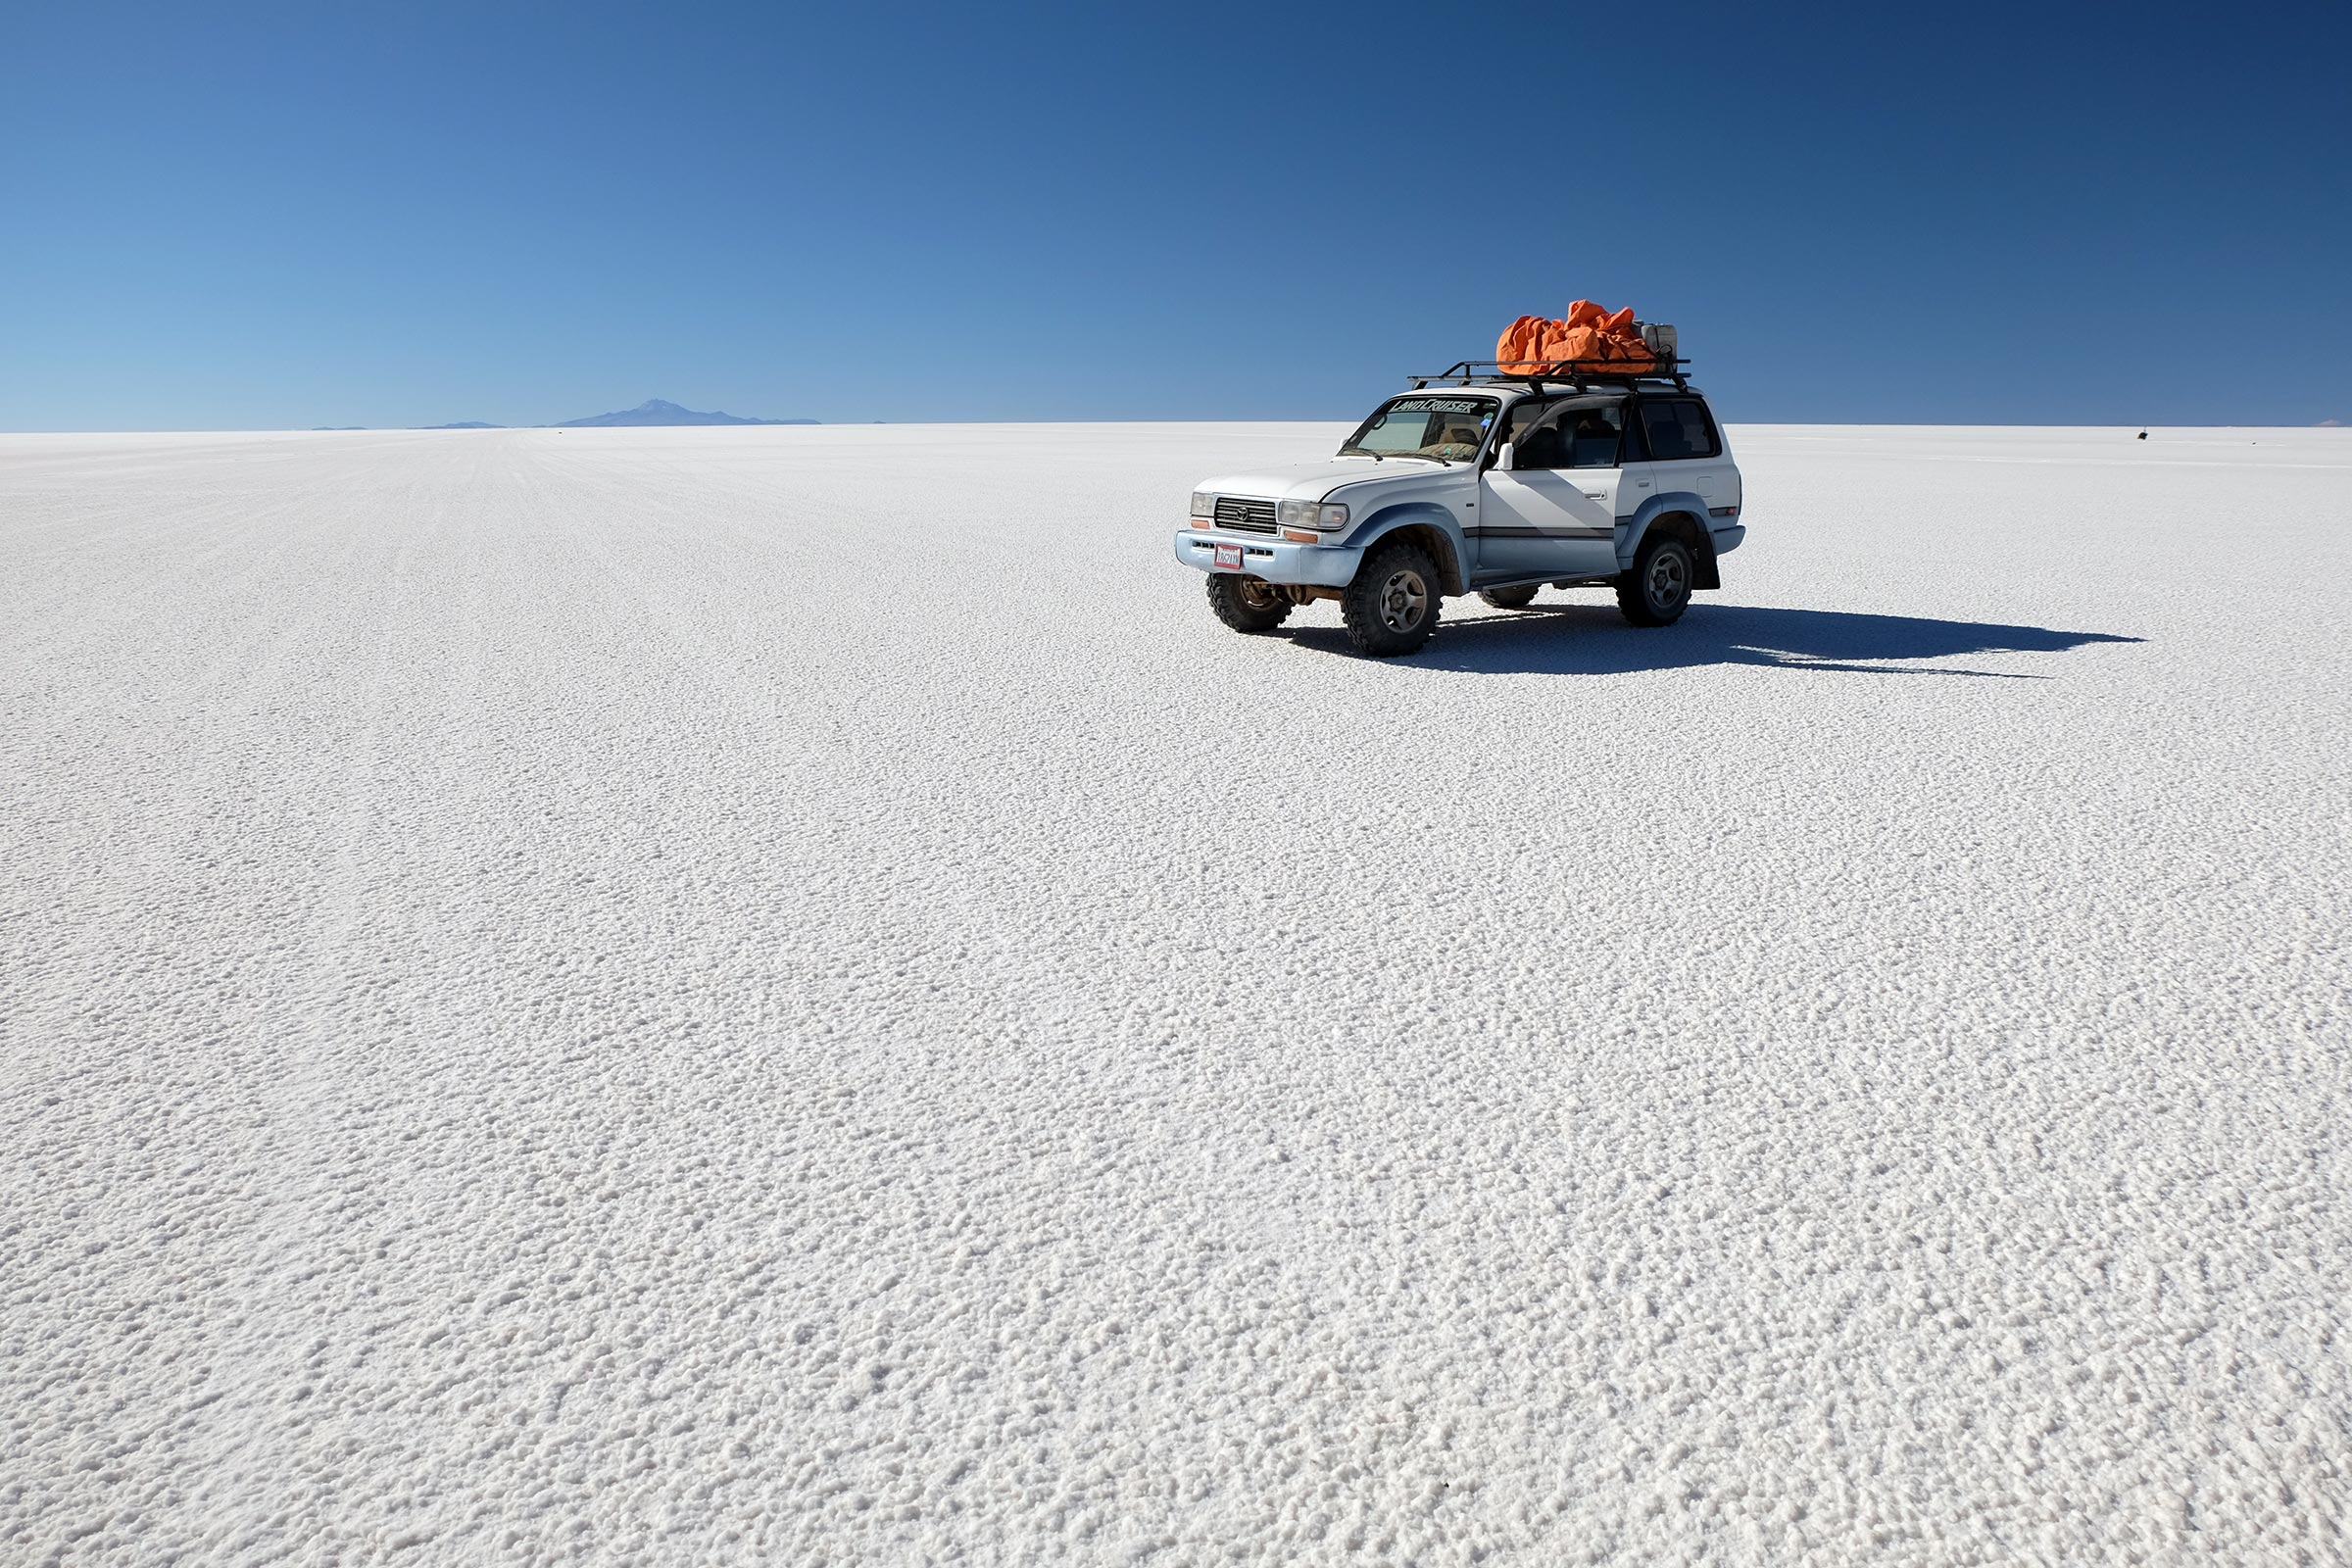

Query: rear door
(1634, 395), (1734, 509)
(1475, 398), (1633, 580)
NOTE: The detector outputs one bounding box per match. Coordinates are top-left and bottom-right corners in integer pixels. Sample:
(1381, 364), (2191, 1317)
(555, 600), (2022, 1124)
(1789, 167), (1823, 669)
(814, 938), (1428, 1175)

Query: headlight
(1190, 491), (1217, 520)
(1279, 499), (1349, 531)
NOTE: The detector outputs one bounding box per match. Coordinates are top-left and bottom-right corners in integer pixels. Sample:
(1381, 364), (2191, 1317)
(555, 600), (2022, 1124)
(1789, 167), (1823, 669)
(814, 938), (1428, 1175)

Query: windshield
(1340, 395), (1496, 464)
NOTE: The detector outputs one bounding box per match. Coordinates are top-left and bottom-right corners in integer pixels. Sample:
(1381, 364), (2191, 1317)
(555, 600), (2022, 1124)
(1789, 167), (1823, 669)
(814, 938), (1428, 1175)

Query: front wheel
(1341, 541), (1442, 657)
(1206, 573), (1293, 634)
(1616, 536), (1693, 626)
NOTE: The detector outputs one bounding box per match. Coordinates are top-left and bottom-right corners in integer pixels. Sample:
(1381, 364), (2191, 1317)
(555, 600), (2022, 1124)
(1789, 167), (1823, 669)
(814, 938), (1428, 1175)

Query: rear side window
(1638, 398), (1721, 461)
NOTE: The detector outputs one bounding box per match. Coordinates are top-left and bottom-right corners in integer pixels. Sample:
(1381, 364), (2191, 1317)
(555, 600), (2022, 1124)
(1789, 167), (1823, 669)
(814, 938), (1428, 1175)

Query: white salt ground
(3, 422), (2348, 1564)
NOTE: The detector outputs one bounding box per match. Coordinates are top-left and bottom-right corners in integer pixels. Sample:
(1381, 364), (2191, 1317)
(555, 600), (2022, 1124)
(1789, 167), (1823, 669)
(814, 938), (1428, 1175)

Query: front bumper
(1172, 528), (1362, 588)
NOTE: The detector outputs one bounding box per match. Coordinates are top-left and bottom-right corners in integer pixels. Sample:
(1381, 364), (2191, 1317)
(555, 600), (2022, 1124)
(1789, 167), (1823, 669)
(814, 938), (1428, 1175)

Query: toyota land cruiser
(1174, 358), (1743, 657)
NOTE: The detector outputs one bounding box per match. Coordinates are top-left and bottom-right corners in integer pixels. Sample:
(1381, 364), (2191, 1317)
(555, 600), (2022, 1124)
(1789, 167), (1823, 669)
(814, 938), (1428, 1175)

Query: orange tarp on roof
(1496, 301), (1654, 375)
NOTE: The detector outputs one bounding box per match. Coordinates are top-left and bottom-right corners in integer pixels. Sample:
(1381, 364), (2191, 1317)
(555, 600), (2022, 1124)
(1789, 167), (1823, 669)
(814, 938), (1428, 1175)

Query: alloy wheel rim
(1648, 553), (1687, 609)
(1380, 569), (1428, 632)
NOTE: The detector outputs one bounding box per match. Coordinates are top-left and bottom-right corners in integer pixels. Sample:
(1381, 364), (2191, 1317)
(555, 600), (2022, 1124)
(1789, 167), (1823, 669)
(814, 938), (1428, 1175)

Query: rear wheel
(1341, 542), (1442, 657)
(1206, 573), (1292, 634)
(1616, 535), (1693, 626)
(1478, 586), (1539, 610)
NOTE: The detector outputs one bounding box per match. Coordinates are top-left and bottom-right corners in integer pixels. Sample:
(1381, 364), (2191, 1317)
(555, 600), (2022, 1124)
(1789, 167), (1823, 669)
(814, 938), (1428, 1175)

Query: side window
(1499, 399), (1559, 467)
(1562, 404), (1626, 468)
(1639, 398), (1722, 461)
(1500, 398), (1553, 447)
(1507, 400), (1626, 470)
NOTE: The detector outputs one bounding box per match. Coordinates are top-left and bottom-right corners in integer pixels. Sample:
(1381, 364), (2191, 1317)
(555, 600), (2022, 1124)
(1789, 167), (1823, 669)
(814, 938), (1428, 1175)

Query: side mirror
(1491, 441), (1515, 472)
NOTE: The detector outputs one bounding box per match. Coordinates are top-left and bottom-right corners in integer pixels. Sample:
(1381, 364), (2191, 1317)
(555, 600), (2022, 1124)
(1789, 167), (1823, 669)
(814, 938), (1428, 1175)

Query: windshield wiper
(1340, 447), (1452, 465)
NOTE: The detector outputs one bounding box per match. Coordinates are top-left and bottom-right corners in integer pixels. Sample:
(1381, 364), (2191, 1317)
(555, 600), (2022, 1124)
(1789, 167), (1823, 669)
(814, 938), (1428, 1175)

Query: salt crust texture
(3, 423), (2348, 1565)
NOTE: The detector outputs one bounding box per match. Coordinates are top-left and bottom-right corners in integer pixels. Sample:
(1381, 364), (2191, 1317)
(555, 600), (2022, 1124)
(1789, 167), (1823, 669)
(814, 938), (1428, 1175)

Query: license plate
(1212, 543), (1244, 569)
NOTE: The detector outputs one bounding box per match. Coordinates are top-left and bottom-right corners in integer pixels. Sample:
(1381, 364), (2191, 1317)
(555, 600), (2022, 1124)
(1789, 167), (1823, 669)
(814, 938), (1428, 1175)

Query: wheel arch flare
(1621, 493), (1721, 591)
(1345, 502), (1471, 596)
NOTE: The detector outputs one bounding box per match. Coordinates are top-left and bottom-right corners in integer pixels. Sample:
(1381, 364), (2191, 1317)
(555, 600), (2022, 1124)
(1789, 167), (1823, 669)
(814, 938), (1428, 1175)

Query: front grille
(1213, 497), (1277, 533)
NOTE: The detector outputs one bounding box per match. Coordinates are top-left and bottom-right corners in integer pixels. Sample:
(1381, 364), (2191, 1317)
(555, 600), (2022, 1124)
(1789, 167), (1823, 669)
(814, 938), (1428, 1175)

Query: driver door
(1476, 401), (1633, 580)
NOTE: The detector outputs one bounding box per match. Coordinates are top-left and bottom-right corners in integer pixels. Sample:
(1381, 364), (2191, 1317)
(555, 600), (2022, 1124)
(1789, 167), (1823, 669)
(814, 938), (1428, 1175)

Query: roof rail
(1408, 358), (1691, 393)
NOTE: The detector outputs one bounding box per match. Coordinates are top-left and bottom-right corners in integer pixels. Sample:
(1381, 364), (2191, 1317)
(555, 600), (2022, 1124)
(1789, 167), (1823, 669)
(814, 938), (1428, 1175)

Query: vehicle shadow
(1286, 603), (2144, 676)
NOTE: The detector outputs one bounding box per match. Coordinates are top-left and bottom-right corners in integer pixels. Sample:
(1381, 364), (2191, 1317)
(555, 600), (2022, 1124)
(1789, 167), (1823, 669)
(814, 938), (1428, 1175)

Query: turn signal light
(1282, 528), (1319, 544)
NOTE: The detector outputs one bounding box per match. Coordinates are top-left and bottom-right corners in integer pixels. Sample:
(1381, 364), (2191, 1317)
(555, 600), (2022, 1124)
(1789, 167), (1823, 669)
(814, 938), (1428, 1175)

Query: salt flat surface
(4, 422), (2349, 1564)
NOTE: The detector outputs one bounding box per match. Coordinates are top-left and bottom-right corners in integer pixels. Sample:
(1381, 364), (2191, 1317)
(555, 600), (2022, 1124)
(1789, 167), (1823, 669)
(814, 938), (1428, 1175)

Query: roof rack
(1408, 358), (1691, 393)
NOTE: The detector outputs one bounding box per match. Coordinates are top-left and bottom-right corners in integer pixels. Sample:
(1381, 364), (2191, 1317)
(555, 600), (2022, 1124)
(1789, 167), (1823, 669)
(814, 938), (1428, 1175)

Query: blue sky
(3, 0), (2345, 429)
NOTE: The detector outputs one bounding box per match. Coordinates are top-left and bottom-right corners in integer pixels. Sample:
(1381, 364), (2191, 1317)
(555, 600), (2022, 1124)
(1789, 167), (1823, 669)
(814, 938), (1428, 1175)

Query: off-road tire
(1341, 541), (1443, 657)
(1616, 536), (1693, 627)
(1206, 573), (1293, 634)
(1478, 586), (1540, 610)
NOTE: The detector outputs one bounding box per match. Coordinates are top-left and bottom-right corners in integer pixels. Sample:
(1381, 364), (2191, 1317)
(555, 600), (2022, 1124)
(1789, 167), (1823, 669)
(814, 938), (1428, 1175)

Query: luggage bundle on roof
(1496, 301), (1662, 375)
(1401, 301), (1684, 390)
(1405, 302), (1688, 390)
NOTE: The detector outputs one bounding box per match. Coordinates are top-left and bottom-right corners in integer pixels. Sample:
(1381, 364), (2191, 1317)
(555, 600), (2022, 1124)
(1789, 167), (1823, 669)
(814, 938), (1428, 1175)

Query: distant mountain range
(554, 398), (815, 427)
(307, 400), (818, 431)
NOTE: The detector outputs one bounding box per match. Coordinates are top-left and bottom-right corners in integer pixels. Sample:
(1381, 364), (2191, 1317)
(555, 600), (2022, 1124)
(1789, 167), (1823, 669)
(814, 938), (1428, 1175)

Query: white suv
(1175, 364), (1743, 657)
